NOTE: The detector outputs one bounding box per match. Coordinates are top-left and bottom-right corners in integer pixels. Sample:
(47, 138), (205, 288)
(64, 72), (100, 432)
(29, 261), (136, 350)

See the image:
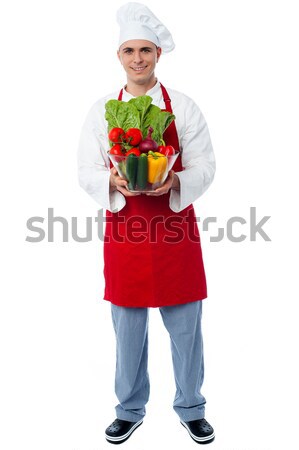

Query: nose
(133, 51), (143, 64)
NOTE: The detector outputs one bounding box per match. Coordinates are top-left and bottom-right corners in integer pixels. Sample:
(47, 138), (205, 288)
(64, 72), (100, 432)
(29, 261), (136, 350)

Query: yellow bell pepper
(147, 151), (168, 184)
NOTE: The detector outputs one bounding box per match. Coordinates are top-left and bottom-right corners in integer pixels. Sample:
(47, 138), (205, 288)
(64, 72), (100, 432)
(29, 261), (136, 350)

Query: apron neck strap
(159, 83), (172, 112)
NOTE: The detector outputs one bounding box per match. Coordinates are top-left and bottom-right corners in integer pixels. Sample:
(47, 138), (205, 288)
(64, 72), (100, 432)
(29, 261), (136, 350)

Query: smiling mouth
(131, 66), (148, 72)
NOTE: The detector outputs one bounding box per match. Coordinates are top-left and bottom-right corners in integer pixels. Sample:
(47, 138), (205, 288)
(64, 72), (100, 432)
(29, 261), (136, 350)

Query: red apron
(103, 83), (207, 308)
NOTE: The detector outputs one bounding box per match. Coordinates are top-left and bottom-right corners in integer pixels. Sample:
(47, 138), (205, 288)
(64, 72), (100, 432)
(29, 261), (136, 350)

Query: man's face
(117, 40), (162, 86)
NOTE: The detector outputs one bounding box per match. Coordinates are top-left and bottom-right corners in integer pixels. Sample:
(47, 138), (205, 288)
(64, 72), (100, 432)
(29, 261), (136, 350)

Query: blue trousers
(111, 300), (206, 422)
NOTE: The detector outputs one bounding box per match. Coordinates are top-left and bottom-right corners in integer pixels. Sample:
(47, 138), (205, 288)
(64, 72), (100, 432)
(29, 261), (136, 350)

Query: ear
(117, 49), (122, 64)
(156, 47), (162, 62)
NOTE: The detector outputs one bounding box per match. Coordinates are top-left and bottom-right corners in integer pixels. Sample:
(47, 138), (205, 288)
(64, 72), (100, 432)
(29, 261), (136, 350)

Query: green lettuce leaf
(144, 108), (175, 143)
(105, 100), (140, 131)
(138, 103), (160, 139)
(128, 95), (153, 131)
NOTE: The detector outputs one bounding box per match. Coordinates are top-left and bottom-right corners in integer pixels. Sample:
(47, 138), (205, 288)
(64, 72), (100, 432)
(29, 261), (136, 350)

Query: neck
(125, 76), (157, 97)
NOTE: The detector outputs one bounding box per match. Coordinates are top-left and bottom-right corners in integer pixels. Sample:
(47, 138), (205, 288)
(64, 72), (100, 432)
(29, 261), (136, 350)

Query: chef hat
(117, 2), (175, 53)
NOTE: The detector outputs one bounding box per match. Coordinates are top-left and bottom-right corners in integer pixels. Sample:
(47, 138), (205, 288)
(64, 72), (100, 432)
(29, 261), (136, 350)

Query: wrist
(171, 173), (180, 191)
(109, 176), (117, 193)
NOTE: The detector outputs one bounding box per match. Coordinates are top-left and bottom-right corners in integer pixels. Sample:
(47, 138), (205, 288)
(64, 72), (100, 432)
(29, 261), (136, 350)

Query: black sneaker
(105, 418), (143, 444)
(180, 418), (215, 444)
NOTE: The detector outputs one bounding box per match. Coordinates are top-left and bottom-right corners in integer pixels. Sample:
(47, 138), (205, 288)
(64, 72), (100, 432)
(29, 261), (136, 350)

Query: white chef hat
(117, 2), (175, 53)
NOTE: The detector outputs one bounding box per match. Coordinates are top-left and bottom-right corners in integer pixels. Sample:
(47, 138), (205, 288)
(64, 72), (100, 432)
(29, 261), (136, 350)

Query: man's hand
(145, 170), (180, 196)
(109, 167), (140, 197)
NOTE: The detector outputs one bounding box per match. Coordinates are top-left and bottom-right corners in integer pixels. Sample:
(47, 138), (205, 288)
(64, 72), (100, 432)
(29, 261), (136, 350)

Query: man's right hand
(109, 167), (141, 197)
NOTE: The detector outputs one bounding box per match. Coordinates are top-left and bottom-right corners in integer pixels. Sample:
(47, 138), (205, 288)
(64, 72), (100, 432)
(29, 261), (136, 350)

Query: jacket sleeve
(169, 99), (216, 212)
(77, 102), (126, 212)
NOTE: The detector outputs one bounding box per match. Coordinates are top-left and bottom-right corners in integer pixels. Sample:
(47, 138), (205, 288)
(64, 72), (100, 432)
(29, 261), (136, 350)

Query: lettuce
(105, 100), (140, 131)
(105, 95), (175, 144)
(128, 95), (152, 129)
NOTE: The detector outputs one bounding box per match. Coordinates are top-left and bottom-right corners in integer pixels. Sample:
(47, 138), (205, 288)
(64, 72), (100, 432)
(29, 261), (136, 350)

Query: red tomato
(108, 127), (125, 143)
(109, 144), (124, 156)
(126, 147), (141, 157)
(124, 128), (143, 146)
(158, 145), (176, 156)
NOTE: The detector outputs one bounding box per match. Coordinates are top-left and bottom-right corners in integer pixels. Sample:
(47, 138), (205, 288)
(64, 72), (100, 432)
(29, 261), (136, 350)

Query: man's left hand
(145, 170), (180, 196)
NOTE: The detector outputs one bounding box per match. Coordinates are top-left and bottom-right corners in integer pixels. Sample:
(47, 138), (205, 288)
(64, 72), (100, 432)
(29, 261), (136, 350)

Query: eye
(124, 49), (133, 54)
(142, 48), (151, 53)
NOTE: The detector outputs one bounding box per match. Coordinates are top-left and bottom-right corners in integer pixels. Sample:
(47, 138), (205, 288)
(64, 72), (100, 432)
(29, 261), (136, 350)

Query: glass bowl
(108, 151), (180, 192)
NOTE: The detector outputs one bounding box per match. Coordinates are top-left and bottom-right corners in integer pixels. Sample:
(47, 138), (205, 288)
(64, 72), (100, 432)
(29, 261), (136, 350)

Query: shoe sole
(180, 421), (215, 444)
(105, 419), (143, 444)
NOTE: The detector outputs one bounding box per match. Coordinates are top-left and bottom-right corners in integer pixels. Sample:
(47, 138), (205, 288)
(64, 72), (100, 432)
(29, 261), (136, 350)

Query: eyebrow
(121, 46), (154, 52)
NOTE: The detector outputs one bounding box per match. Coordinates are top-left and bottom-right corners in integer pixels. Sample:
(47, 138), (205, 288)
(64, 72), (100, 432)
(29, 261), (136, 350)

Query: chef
(78, 2), (216, 445)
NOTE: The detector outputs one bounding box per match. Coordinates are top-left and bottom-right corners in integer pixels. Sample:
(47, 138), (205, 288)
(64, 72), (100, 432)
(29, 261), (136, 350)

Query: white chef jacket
(77, 81), (215, 213)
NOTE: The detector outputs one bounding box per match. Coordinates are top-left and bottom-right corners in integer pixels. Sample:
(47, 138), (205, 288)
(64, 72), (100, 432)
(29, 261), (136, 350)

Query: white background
(1, 0), (298, 449)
